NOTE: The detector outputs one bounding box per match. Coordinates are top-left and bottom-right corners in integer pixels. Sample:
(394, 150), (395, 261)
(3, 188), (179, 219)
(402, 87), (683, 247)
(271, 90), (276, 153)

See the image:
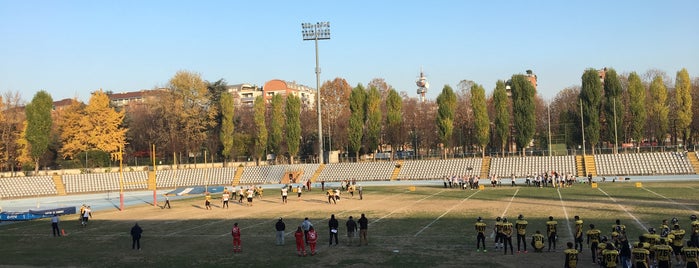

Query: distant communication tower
(416, 68), (429, 101)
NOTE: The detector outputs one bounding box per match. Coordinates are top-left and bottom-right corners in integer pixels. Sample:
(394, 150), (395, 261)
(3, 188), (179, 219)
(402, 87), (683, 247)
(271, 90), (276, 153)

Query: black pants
(164, 200), (171, 208)
(477, 233), (486, 250)
(548, 233), (556, 250)
(329, 231), (338, 245)
(590, 242), (598, 262)
(516, 234), (526, 251)
(503, 236), (513, 254)
(132, 236), (141, 249)
(52, 223), (60, 236)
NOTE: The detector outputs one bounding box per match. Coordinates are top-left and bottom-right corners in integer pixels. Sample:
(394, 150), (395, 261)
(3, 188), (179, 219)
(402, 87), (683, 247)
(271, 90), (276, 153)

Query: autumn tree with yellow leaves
(57, 91), (126, 160)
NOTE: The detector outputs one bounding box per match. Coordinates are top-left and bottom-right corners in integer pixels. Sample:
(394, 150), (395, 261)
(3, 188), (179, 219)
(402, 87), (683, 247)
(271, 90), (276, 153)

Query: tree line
(3, 68), (698, 173)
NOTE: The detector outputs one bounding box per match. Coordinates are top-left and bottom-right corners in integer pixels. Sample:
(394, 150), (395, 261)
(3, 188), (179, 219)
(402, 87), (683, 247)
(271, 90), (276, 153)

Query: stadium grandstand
(0, 152), (697, 199)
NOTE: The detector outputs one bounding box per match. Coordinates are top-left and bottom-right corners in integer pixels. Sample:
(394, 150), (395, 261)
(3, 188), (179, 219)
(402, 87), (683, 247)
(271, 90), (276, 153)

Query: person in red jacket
(231, 222), (241, 253)
(307, 226), (318, 255)
(294, 226), (306, 256)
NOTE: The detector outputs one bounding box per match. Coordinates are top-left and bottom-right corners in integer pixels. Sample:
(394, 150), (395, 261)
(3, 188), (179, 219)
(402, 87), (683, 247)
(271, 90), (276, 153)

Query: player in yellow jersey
(601, 242), (618, 268)
(515, 214), (528, 253)
(587, 223), (601, 264)
(671, 223), (686, 264)
(682, 241), (699, 268)
(531, 230), (545, 252)
(691, 215), (699, 252)
(574, 215), (584, 252)
(502, 218), (514, 255)
(546, 216), (558, 252)
(644, 227), (661, 265)
(563, 241), (579, 268)
(474, 217), (487, 252)
(653, 238), (673, 268)
(632, 241), (651, 268)
(612, 219), (626, 235)
(494, 217), (504, 250)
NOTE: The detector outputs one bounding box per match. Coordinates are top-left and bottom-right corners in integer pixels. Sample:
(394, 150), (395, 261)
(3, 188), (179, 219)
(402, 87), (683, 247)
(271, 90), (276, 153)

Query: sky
(1, 1), (698, 104)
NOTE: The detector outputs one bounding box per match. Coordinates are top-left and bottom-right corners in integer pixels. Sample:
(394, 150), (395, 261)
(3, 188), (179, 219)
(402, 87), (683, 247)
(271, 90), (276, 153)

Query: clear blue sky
(2, 1), (698, 103)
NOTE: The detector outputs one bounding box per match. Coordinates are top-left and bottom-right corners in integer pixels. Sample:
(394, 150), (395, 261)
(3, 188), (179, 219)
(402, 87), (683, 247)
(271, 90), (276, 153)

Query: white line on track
(597, 188), (647, 231)
(500, 188), (520, 218)
(413, 190), (481, 237)
(556, 188), (573, 239)
(641, 187), (699, 214)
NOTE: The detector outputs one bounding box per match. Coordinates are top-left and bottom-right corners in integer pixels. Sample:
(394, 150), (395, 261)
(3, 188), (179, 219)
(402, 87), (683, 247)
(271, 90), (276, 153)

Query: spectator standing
(346, 216), (357, 246)
(275, 218), (286, 245)
(163, 195), (171, 209)
(294, 226), (306, 256)
(358, 214), (369, 246)
(328, 214), (339, 246)
(130, 223), (142, 250)
(231, 222), (242, 253)
(358, 185), (363, 200)
(51, 214), (61, 237)
(301, 217), (313, 245)
(307, 226), (318, 255)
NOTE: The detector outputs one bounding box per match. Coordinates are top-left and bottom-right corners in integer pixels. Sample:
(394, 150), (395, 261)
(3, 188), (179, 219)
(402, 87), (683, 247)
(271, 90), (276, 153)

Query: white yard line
(500, 188), (520, 218)
(597, 188), (647, 231)
(414, 190), (480, 237)
(556, 188), (573, 239)
(641, 187), (699, 214)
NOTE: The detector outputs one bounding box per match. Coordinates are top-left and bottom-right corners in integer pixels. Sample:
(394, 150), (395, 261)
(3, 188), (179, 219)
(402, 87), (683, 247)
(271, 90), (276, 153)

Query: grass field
(1, 180), (698, 268)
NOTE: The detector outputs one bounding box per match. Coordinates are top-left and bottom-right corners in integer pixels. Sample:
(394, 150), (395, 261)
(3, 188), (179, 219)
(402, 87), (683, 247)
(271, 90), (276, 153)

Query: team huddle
(474, 214), (699, 268)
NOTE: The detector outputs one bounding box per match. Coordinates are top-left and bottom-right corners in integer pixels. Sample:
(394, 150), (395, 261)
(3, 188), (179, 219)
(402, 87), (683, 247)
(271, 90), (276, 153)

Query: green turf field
(1, 181), (697, 267)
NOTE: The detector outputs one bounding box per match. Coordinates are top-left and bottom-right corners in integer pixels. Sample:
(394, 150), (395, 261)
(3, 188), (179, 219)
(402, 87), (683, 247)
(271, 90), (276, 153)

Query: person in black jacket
(328, 214), (339, 246)
(275, 218), (286, 245)
(130, 223), (143, 250)
(346, 216), (358, 246)
(358, 214), (369, 246)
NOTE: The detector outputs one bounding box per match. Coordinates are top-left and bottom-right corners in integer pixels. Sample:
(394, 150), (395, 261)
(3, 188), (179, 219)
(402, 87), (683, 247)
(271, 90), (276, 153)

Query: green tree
(628, 72), (647, 151)
(206, 79), (229, 160)
(580, 68), (602, 154)
(365, 86), (382, 156)
(167, 70), (212, 164)
(675, 68), (693, 148)
(24, 90), (53, 173)
(436, 85), (456, 158)
(493, 80), (510, 156)
(385, 89), (402, 160)
(219, 92), (235, 165)
(285, 94), (301, 164)
(253, 96), (267, 165)
(602, 69), (623, 152)
(471, 83), (489, 157)
(268, 94), (284, 163)
(510, 75), (536, 156)
(348, 84), (366, 161)
(648, 75), (669, 147)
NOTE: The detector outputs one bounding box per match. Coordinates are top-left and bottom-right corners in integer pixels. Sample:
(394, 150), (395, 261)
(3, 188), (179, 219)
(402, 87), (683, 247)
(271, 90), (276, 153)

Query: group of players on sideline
(474, 214), (699, 268)
(444, 171), (596, 190)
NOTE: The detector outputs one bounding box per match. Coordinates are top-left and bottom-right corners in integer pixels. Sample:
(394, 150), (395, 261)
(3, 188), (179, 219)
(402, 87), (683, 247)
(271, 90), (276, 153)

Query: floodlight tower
(301, 22), (330, 164)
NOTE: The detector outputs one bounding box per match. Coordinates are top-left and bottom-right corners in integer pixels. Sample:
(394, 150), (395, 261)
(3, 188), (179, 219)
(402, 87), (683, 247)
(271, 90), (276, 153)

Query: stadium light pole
(580, 99), (585, 156)
(302, 21), (330, 164)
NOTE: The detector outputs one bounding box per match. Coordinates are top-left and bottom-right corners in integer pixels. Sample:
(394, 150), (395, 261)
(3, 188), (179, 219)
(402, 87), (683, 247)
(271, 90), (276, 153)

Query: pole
(613, 98), (618, 154)
(118, 146), (124, 211)
(152, 144), (157, 206)
(314, 37), (324, 164)
(580, 99), (585, 156)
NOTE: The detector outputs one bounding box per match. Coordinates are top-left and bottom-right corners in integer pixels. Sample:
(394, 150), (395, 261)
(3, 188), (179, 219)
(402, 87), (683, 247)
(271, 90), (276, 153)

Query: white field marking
(500, 188), (520, 218)
(642, 187), (699, 214)
(371, 189), (448, 224)
(413, 190), (480, 237)
(597, 188), (647, 231)
(556, 188), (573, 239)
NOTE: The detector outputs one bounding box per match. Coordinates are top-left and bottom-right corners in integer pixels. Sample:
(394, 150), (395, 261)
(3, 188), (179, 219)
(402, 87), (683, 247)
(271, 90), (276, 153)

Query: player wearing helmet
(515, 214), (528, 253)
(475, 217), (487, 252)
(587, 223), (602, 264)
(546, 216), (558, 252)
(502, 218), (514, 255)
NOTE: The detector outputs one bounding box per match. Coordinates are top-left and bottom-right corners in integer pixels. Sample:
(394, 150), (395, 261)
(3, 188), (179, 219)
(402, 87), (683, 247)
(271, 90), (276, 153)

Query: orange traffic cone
(61, 229), (67, 236)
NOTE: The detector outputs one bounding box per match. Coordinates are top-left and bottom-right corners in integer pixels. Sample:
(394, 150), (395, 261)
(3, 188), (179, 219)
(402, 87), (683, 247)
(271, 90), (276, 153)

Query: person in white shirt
(281, 187), (288, 204)
(51, 214), (61, 236)
(81, 206), (92, 226)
